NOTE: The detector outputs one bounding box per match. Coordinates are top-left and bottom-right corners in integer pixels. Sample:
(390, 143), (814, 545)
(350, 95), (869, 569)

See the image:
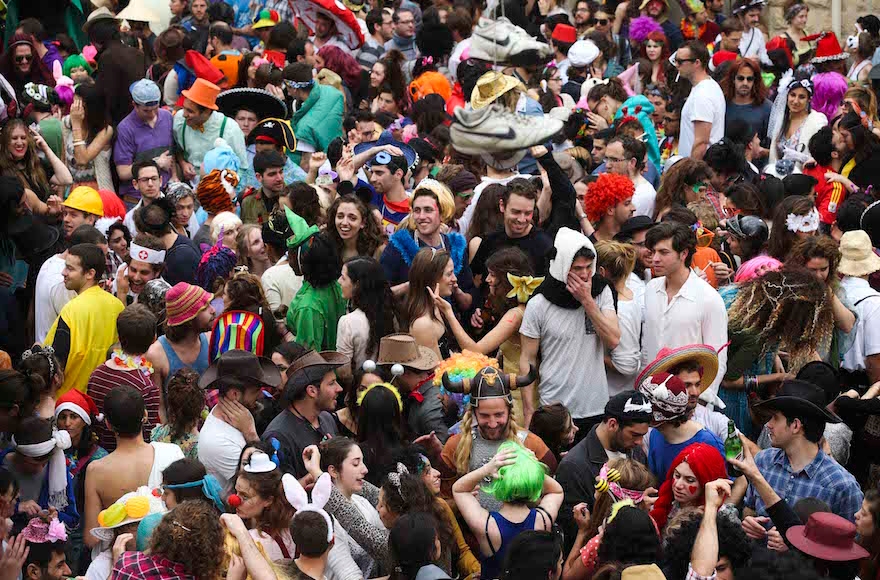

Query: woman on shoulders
(768, 77), (827, 171)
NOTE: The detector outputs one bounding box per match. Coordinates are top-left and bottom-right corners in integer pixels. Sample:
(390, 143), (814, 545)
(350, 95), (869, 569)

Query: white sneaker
(450, 105), (564, 155)
(469, 16), (554, 66)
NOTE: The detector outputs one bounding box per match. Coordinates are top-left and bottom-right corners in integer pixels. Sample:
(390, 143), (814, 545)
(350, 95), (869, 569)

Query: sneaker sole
(451, 121), (563, 154)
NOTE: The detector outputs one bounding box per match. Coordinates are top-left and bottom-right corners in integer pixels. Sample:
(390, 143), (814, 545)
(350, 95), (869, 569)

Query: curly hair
(380, 469), (454, 548)
(767, 195), (816, 260)
(596, 504), (661, 568)
(583, 173), (635, 223)
(482, 441), (548, 504)
(224, 272), (273, 318)
(371, 50), (407, 103)
(787, 235), (840, 287)
(150, 500), (224, 578)
(719, 58), (766, 104)
(653, 158), (713, 219)
(327, 195), (385, 259)
(237, 467), (296, 538)
(662, 508), (751, 580)
(287, 182), (324, 228)
(318, 45), (363, 91)
(727, 267), (834, 372)
(165, 369), (205, 441)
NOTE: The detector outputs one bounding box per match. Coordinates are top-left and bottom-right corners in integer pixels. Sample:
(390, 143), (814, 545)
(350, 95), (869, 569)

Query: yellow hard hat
(63, 186), (104, 217)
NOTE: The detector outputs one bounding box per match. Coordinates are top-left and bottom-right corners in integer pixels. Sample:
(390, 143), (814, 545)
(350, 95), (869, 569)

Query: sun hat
(54, 390), (103, 426)
(377, 334), (440, 372)
(20, 516), (67, 544)
(637, 372), (690, 424)
(635, 345), (720, 395)
(181, 77), (221, 111)
(165, 282), (212, 327)
(285, 350), (350, 396)
(91, 486), (166, 542)
(568, 39), (601, 68)
(129, 79), (160, 106)
(751, 379), (842, 423)
(837, 230), (880, 277)
(470, 71), (524, 110)
(786, 512), (870, 561)
(252, 8), (280, 29)
(243, 452), (277, 473)
(199, 349), (282, 390)
(551, 24), (577, 44)
(83, 6), (117, 33)
(116, 0), (160, 23)
(63, 186), (104, 217)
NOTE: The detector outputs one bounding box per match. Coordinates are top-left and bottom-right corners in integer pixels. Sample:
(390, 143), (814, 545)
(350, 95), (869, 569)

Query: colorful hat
(635, 345), (720, 395)
(678, 0), (705, 15)
(181, 77), (221, 111)
(92, 487), (166, 542)
(196, 168), (238, 215)
(21, 516), (67, 544)
(551, 24), (577, 44)
(637, 372), (690, 424)
(209, 310), (266, 361)
(197, 238), (237, 290)
(803, 32), (848, 64)
(165, 282), (213, 327)
(54, 390), (103, 425)
(63, 186), (104, 217)
(252, 9), (280, 29)
(787, 512), (870, 561)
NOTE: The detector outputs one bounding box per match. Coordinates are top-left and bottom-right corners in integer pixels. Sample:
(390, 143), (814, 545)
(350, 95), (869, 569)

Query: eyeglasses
(137, 175), (161, 183)
(735, 75), (755, 82)
(14, 54), (32, 63)
(604, 156), (631, 164)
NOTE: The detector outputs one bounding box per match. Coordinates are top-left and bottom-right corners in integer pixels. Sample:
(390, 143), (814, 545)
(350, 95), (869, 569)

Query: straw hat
(83, 7), (117, 33)
(181, 78), (221, 111)
(377, 334), (439, 371)
(91, 487), (166, 542)
(470, 71), (523, 110)
(635, 344), (720, 394)
(837, 230), (880, 277)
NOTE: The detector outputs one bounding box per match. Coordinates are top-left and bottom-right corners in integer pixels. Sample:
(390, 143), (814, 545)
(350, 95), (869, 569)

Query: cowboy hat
(83, 7), (117, 33)
(635, 344), (720, 395)
(377, 334), (439, 372)
(217, 89), (288, 125)
(751, 379), (842, 423)
(285, 350), (350, 395)
(470, 71), (524, 110)
(199, 349), (282, 390)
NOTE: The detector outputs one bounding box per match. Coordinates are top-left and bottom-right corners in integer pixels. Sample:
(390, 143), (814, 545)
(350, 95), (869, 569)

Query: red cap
(551, 24), (577, 44)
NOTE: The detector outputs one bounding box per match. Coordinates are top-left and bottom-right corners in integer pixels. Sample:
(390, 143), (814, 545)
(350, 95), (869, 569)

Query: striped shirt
(86, 364), (161, 452)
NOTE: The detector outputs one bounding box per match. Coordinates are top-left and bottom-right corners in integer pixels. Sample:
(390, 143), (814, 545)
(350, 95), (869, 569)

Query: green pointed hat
(284, 205), (319, 250)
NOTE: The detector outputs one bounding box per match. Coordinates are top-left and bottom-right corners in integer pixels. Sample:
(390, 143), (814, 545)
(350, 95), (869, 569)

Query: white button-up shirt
(841, 276), (880, 373)
(642, 270), (729, 399)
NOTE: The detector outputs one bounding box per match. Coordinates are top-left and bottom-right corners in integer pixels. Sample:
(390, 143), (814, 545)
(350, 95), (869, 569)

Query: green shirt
(39, 117), (63, 161)
(285, 281), (346, 351)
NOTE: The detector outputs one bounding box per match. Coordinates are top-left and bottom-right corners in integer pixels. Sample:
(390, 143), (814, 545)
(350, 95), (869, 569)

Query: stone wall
(764, 0), (873, 38)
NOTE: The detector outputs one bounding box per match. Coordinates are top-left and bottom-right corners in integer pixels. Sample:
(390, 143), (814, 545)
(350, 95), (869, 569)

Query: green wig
(481, 441), (547, 504)
(62, 55), (93, 77)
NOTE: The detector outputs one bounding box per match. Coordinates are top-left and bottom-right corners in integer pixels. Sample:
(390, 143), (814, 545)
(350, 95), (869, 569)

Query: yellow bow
(506, 273), (544, 304)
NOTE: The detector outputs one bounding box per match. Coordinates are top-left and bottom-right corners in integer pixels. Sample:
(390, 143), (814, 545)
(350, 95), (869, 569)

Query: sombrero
(635, 344), (719, 395)
(246, 117), (297, 152)
(217, 88), (287, 123)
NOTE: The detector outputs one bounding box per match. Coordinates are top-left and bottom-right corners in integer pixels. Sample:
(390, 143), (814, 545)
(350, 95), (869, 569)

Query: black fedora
(752, 379), (841, 423)
(199, 349), (281, 390)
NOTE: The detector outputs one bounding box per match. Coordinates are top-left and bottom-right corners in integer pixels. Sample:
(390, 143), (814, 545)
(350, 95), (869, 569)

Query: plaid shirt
(687, 564), (716, 580)
(112, 552), (196, 580)
(744, 447), (863, 522)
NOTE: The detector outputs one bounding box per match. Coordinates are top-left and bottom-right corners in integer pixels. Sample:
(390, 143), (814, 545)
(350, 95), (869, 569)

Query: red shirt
(112, 552), (196, 580)
(803, 164), (846, 225)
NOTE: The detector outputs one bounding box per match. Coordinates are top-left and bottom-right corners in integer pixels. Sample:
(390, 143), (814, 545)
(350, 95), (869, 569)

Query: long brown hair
(405, 248), (450, 327)
(787, 235), (841, 288)
(224, 272), (274, 319)
(0, 119), (49, 197)
(719, 58), (767, 104)
(484, 247), (533, 317)
(767, 195), (816, 260)
(327, 194), (385, 258)
(653, 158), (712, 219)
(859, 490), (880, 580)
(238, 468), (296, 537)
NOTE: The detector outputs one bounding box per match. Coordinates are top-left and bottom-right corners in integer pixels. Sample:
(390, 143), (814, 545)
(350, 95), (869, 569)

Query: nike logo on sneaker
(475, 33), (511, 46)
(454, 126), (517, 139)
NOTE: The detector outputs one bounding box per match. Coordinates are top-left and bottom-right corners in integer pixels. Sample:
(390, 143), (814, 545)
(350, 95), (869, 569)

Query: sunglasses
(735, 75), (755, 82)
(675, 58), (697, 65)
(595, 18), (609, 25)
(14, 54), (32, 63)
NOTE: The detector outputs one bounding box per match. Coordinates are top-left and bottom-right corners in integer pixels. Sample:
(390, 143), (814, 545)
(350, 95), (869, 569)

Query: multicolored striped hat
(635, 344), (719, 394)
(208, 310), (266, 362)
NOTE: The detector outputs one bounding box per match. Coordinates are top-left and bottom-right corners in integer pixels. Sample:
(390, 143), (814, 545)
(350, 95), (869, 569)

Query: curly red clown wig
(583, 173), (635, 223)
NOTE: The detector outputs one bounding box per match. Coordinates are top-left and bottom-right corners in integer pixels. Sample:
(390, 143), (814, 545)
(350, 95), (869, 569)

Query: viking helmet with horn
(441, 365), (537, 407)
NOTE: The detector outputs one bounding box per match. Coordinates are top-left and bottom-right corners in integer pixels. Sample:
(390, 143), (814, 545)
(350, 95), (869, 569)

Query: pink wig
(734, 255), (782, 283)
(629, 16), (664, 45)
(317, 45), (362, 91)
(811, 72), (848, 121)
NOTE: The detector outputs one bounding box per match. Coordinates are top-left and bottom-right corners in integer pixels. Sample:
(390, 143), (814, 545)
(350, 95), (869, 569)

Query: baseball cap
(604, 390), (653, 423)
(130, 79), (161, 107)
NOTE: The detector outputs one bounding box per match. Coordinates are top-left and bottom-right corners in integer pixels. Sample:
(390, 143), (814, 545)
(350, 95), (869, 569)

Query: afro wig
(481, 441), (548, 504)
(630, 16), (664, 45)
(583, 173), (636, 223)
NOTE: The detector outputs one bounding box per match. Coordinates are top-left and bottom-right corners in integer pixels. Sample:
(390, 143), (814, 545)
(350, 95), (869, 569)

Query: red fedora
(786, 512), (870, 562)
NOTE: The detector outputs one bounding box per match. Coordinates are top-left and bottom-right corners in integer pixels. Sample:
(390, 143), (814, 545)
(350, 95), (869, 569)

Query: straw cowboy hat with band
(470, 71), (524, 110)
(635, 344), (720, 395)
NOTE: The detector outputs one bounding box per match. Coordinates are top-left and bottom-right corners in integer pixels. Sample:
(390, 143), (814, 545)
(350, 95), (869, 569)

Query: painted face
(645, 40), (664, 61)
(234, 110), (258, 136)
(787, 87), (810, 115)
(805, 257), (830, 282)
(672, 461), (700, 505)
(335, 202), (365, 242)
(412, 194), (442, 237)
(56, 410), (87, 444)
(501, 192), (535, 238)
(438, 258), (456, 297)
(234, 476), (273, 520)
(650, 238), (686, 277)
(8, 125), (28, 161)
(333, 444), (368, 495)
(856, 499), (876, 539)
(474, 398), (510, 441)
(127, 259), (158, 295)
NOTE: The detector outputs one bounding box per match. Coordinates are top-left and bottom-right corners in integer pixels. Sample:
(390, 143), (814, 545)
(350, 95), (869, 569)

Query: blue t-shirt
(647, 427), (725, 479)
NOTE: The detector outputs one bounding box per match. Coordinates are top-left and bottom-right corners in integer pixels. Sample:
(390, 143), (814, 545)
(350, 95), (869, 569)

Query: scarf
(13, 430), (72, 511)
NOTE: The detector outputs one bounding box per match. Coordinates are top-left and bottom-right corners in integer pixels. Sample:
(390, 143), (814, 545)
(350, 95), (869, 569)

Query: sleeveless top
(158, 334), (210, 387)
(481, 509), (541, 580)
(469, 429), (529, 512)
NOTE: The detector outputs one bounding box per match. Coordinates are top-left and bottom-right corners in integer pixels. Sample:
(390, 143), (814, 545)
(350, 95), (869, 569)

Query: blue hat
(202, 138), (240, 174)
(129, 79), (161, 106)
(136, 512), (163, 552)
(353, 132), (418, 172)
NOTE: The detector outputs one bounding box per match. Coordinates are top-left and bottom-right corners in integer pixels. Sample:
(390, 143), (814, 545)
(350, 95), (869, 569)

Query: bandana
(13, 430), (72, 511)
(786, 208), (820, 233)
(595, 463), (647, 504)
(284, 79), (314, 90)
(129, 243), (166, 265)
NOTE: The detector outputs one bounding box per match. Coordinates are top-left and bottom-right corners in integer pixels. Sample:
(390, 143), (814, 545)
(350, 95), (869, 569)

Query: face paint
(688, 485), (698, 494)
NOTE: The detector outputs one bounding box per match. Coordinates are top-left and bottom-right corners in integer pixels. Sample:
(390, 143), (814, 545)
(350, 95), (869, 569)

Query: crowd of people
(1, 0), (880, 579)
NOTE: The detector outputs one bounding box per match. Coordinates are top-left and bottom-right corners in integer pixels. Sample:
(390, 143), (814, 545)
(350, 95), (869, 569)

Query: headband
(386, 463), (409, 499)
(595, 463), (648, 504)
(284, 78), (314, 90)
(129, 243), (166, 264)
(784, 2), (806, 21)
(24, 82), (49, 106)
(13, 430), (71, 512)
(357, 382), (404, 411)
(786, 77), (813, 95)
(785, 207), (820, 233)
(282, 473), (334, 542)
(21, 346), (56, 379)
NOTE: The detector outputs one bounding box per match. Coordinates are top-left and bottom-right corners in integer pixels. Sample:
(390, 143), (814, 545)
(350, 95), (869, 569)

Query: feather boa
(389, 229), (467, 275)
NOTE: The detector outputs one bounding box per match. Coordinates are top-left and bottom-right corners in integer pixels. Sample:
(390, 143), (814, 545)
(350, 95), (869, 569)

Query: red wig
(317, 45), (363, 92)
(640, 31), (670, 63)
(649, 443), (728, 530)
(583, 173), (635, 222)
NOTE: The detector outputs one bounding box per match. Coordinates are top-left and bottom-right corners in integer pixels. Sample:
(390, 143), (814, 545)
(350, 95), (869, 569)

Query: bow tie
(189, 123), (206, 133)
(409, 390), (425, 404)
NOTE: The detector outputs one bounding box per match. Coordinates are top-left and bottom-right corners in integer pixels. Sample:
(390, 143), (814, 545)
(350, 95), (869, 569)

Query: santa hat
(54, 390), (103, 426)
(803, 32), (848, 64)
(710, 50), (739, 72)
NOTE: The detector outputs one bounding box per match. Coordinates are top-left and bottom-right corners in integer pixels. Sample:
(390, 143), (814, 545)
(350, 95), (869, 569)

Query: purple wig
(811, 72), (848, 121)
(629, 16), (664, 45)
(734, 255), (782, 283)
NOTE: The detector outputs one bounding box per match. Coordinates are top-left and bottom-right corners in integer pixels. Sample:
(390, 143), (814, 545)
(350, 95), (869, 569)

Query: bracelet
(72, 140), (87, 147)
(744, 374), (759, 394)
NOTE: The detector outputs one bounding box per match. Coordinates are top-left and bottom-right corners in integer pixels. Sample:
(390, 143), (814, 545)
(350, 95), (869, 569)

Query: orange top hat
(181, 78), (221, 111)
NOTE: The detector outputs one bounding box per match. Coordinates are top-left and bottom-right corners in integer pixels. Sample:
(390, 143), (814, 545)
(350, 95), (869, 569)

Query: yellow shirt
(45, 285), (125, 395)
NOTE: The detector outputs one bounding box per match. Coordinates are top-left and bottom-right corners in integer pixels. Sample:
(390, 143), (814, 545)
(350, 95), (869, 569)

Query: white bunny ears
(282, 472), (334, 542)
